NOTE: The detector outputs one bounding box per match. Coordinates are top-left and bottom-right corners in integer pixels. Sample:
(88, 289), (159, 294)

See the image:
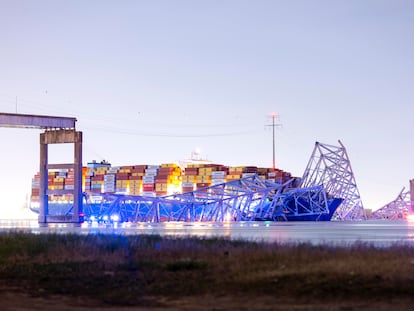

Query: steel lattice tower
(299, 140), (366, 220)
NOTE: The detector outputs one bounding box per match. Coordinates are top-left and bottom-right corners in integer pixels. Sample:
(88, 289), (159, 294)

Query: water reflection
(1, 219), (414, 247)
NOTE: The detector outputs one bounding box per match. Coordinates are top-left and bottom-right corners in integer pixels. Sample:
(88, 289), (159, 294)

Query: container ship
(29, 160), (295, 216)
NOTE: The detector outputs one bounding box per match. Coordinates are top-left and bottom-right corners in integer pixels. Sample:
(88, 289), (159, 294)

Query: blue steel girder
(82, 173), (335, 223)
(83, 174), (284, 222)
(262, 185), (330, 220)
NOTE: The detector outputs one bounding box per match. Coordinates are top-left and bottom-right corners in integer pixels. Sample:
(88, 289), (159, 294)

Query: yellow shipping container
(229, 167), (244, 173)
(187, 163), (202, 168)
(95, 167), (107, 174)
(182, 175), (195, 183)
(161, 163), (178, 168)
(129, 180), (142, 186)
(116, 181), (128, 187)
(156, 183), (168, 191)
(131, 172), (145, 177)
(199, 167), (215, 174)
(227, 174), (241, 180)
(196, 175), (211, 183)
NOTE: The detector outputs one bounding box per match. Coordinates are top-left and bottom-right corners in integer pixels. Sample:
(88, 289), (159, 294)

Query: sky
(0, 0), (413, 218)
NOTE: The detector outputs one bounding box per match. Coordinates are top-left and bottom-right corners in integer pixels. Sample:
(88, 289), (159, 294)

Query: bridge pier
(38, 130), (83, 226)
(0, 113), (82, 226)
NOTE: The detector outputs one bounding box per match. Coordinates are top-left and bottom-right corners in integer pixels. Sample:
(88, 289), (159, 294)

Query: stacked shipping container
(30, 161), (293, 205)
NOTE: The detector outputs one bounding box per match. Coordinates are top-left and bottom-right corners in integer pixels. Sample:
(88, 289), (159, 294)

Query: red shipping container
(156, 178), (168, 183)
(91, 175), (105, 181)
(157, 173), (171, 178)
(143, 184), (155, 192)
(116, 173), (130, 180)
(133, 165), (147, 170)
(184, 170), (198, 176)
(182, 187), (194, 193)
(196, 183), (210, 188)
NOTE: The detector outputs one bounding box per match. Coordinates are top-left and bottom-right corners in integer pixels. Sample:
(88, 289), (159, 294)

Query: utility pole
(266, 113), (282, 170)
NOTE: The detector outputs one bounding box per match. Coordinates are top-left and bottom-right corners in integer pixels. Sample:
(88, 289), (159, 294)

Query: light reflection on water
(0, 219), (414, 247)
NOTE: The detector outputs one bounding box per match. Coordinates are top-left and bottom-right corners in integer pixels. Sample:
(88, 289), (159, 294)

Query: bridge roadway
(1, 219), (413, 247)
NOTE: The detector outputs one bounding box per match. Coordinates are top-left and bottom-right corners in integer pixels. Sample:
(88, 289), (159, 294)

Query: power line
(83, 125), (261, 138)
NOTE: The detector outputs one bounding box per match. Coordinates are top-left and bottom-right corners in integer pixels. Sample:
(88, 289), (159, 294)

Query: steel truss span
(369, 188), (411, 220)
(83, 175), (340, 223)
(299, 140), (366, 220)
(50, 140), (364, 223)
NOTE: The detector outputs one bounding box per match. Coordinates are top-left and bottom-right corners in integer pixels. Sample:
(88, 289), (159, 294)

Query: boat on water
(29, 161), (341, 223)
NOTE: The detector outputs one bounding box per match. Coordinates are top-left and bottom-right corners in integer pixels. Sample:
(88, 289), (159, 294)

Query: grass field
(0, 232), (414, 310)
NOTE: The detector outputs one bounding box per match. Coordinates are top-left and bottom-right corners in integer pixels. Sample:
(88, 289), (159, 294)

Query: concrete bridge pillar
(38, 129), (83, 226)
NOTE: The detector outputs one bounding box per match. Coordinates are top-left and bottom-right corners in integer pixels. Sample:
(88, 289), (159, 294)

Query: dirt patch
(1, 291), (414, 311)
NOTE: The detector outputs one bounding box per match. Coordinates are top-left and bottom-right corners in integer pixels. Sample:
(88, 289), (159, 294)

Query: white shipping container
(64, 185), (75, 190)
(115, 188), (128, 194)
(268, 172), (276, 178)
(141, 191), (156, 197)
(211, 171), (226, 177)
(142, 176), (155, 184)
(181, 182), (194, 188)
(147, 165), (160, 170)
(104, 174), (116, 181)
(211, 178), (225, 185)
(242, 173), (256, 178)
(145, 171), (157, 177)
(145, 168), (158, 175)
(108, 167), (119, 173)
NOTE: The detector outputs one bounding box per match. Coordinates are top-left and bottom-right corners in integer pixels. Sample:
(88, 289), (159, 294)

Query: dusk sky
(1, 0), (413, 218)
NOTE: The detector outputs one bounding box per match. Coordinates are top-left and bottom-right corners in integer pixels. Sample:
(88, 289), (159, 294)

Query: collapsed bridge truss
(83, 175), (337, 222)
(300, 140), (366, 220)
(39, 140), (365, 223)
(368, 188), (412, 220)
(79, 140), (364, 223)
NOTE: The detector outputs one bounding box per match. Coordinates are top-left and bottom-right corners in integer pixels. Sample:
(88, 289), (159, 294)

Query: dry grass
(0, 232), (414, 308)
